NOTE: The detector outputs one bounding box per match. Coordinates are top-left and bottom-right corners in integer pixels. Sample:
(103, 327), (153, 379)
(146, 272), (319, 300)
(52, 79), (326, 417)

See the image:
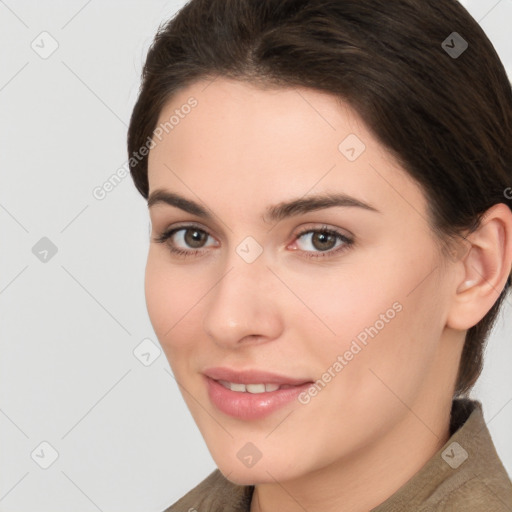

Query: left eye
(293, 228), (352, 255)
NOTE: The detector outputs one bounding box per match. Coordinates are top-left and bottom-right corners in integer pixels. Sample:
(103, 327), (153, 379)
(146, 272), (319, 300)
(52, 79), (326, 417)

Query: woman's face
(145, 77), (461, 484)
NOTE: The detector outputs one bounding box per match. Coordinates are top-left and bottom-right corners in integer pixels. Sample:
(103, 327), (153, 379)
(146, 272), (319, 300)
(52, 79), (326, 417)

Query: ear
(446, 203), (512, 331)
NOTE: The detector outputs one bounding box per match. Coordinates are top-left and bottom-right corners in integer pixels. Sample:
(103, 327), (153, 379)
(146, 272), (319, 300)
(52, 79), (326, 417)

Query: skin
(145, 77), (512, 512)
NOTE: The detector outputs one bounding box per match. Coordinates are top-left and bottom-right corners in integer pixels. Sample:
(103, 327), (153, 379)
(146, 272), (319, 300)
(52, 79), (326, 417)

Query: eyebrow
(147, 189), (380, 223)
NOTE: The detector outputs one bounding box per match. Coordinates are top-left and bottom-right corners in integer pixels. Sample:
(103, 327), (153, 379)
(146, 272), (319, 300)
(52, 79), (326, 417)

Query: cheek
(330, 274), (443, 411)
(144, 254), (171, 337)
(301, 247), (443, 386)
(144, 252), (196, 357)
(278, 262), (393, 347)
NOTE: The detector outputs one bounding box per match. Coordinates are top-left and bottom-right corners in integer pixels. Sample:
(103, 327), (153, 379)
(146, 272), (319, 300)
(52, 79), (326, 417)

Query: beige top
(164, 399), (512, 511)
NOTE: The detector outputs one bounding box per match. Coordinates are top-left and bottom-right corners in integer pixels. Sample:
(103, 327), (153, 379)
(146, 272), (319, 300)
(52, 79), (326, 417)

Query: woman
(127, 0), (512, 510)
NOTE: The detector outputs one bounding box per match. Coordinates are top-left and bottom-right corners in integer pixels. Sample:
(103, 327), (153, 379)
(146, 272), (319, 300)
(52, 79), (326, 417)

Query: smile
(217, 380), (299, 393)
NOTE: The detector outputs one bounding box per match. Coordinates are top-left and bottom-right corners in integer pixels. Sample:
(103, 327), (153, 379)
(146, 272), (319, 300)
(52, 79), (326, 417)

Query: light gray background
(0, 1), (511, 510)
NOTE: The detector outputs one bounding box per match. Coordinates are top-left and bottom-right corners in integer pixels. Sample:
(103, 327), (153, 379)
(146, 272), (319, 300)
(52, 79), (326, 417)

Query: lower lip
(205, 376), (313, 420)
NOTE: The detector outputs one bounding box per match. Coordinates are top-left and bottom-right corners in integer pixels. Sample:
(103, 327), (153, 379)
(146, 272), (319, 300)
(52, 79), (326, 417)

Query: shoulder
(423, 399), (512, 511)
(374, 399), (512, 512)
(429, 475), (512, 511)
(162, 469), (253, 512)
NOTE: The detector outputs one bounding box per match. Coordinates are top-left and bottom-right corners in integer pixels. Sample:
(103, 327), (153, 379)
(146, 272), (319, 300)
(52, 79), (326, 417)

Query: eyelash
(153, 224), (354, 260)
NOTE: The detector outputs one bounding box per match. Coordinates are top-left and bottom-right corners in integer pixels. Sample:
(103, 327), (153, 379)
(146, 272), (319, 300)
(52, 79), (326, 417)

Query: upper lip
(203, 367), (312, 386)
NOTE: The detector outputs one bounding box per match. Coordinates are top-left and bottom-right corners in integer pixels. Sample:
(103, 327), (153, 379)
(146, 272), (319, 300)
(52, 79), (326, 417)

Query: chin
(216, 456), (300, 486)
(219, 466), (272, 486)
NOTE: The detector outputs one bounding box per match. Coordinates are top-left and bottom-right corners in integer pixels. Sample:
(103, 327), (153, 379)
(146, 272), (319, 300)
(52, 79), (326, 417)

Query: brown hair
(127, 0), (512, 396)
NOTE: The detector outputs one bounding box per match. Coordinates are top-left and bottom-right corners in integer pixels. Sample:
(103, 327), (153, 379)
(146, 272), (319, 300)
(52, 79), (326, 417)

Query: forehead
(150, 77), (367, 164)
(147, 77), (425, 221)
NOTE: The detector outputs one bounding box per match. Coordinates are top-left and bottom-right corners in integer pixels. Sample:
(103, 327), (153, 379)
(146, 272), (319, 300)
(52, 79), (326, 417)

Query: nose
(202, 254), (284, 349)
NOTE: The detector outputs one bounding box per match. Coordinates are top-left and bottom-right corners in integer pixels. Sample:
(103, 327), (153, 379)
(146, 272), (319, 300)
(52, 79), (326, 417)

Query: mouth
(216, 380), (301, 393)
(203, 366), (312, 387)
(203, 367), (314, 420)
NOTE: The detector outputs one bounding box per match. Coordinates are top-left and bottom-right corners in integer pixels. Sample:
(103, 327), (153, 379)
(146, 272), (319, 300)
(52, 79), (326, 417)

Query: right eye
(154, 225), (218, 258)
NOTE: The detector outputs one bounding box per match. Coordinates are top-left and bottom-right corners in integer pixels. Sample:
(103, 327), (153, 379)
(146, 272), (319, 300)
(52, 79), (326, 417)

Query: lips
(203, 367), (314, 420)
(203, 366), (312, 386)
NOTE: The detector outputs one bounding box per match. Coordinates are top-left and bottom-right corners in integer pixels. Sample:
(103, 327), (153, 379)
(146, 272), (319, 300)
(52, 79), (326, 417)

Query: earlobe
(446, 203), (512, 331)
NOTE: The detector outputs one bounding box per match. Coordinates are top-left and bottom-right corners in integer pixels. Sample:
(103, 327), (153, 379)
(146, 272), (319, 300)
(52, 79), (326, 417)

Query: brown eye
(154, 225), (218, 257)
(310, 231), (337, 251)
(183, 228), (209, 248)
(293, 226), (354, 259)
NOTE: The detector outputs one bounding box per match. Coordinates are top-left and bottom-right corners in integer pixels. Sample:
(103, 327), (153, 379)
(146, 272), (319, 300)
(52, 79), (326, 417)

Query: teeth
(246, 383), (266, 393)
(218, 380), (282, 393)
(230, 382), (246, 392)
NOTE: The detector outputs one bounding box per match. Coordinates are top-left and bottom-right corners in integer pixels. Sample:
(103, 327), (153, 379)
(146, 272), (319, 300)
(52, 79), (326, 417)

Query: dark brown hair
(127, 0), (512, 396)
